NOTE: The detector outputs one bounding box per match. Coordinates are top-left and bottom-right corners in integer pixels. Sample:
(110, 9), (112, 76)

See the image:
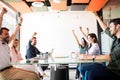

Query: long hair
(87, 33), (100, 50)
(87, 33), (99, 43)
(81, 37), (87, 48)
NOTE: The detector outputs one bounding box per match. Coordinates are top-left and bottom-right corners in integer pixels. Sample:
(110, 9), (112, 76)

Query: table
(12, 56), (108, 65)
(11, 56), (108, 80)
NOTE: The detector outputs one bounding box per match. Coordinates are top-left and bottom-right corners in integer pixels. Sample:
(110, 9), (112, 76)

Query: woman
(78, 27), (103, 80)
(72, 29), (88, 54)
(8, 16), (40, 79)
(72, 29), (88, 79)
(79, 27), (101, 56)
(9, 38), (23, 62)
(86, 33), (100, 56)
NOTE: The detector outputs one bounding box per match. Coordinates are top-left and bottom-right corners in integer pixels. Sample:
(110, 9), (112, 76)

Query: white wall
(20, 11), (97, 59)
(101, 32), (113, 54)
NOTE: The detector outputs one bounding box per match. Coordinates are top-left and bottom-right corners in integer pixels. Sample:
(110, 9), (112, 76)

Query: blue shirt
(79, 44), (88, 54)
(26, 41), (41, 59)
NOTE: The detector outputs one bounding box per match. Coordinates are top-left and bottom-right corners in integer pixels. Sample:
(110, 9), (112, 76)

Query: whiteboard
(20, 11), (97, 58)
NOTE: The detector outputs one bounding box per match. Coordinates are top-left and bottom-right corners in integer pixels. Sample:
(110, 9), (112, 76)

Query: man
(26, 32), (40, 59)
(0, 8), (39, 80)
(79, 12), (120, 80)
(26, 32), (48, 78)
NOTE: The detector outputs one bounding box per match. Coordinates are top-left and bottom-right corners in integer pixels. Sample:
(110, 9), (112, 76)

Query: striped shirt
(0, 41), (12, 70)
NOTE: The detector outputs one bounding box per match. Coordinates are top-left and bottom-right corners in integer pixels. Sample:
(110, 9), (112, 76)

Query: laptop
(49, 48), (54, 61)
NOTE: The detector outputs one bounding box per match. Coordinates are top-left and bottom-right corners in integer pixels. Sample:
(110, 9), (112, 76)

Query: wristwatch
(92, 55), (96, 61)
(18, 23), (21, 26)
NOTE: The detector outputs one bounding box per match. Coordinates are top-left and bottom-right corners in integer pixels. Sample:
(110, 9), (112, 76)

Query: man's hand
(18, 16), (23, 24)
(0, 8), (7, 16)
(0, 8), (7, 28)
(33, 32), (37, 36)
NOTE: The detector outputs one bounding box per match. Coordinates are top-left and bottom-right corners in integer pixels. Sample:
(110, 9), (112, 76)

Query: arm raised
(9, 16), (23, 43)
(30, 32), (37, 41)
(0, 8), (7, 29)
(72, 30), (80, 45)
(79, 27), (87, 37)
(93, 12), (107, 31)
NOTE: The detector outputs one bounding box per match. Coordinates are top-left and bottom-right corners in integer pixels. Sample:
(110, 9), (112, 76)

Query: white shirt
(88, 43), (100, 56)
(0, 41), (12, 70)
(84, 37), (100, 56)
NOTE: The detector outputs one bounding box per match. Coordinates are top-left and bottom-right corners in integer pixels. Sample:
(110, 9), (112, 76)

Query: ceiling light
(32, 2), (44, 7)
(53, 0), (61, 3)
(0, 0), (18, 14)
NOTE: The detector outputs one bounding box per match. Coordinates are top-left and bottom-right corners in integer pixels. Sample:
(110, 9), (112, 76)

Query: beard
(110, 28), (117, 36)
(2, 38), (9, 44)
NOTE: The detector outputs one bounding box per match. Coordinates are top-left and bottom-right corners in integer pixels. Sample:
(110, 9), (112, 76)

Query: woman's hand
(79, 54), (93, 60)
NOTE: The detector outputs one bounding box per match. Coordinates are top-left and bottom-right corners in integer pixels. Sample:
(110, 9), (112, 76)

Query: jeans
(78, 63), (106, 80)
(87, 67), (120, 80)
(75, 64), (80, 79)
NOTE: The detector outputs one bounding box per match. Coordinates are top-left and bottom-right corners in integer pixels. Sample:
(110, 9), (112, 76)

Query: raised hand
(1, 7), (7, 15)
(92, 11), (107, 30)
(93, 12), (98, 17)
(72, 30), (75, 33)
(18, 16), (23, 24)
(86, 27), (89, 31)
(79, 27), (82, 31)
(33, 32), (37, 36)
(86, 27), (89, 35)
(0, 8), (7, 28)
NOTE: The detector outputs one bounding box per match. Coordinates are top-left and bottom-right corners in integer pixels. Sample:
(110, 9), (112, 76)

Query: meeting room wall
(20, 11), (97, 59)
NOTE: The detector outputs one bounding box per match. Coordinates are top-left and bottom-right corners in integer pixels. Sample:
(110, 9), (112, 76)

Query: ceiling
(103, 0), (120, 10)
(0, 0), (119, 14)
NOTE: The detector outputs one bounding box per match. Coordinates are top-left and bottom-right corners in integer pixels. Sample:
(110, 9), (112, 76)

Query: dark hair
(15, 38), (19, 41)
(33, 37), (36, 39)
(87, 33), (100, 51)
(109, 18), (120, 26)
(87, 33), (99, 43)
(81, 37), (87, 47)
(0, 27), (9, 35)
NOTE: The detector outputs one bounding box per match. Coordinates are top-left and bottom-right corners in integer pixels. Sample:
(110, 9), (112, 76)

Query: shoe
(43, 73), (49, 80)
(75, 70), (80, 79)
(75, 75), (78, 79)
(75, 74), (79, 79)
(40, 76), (43, 80)
(43, 76), (49, 80)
